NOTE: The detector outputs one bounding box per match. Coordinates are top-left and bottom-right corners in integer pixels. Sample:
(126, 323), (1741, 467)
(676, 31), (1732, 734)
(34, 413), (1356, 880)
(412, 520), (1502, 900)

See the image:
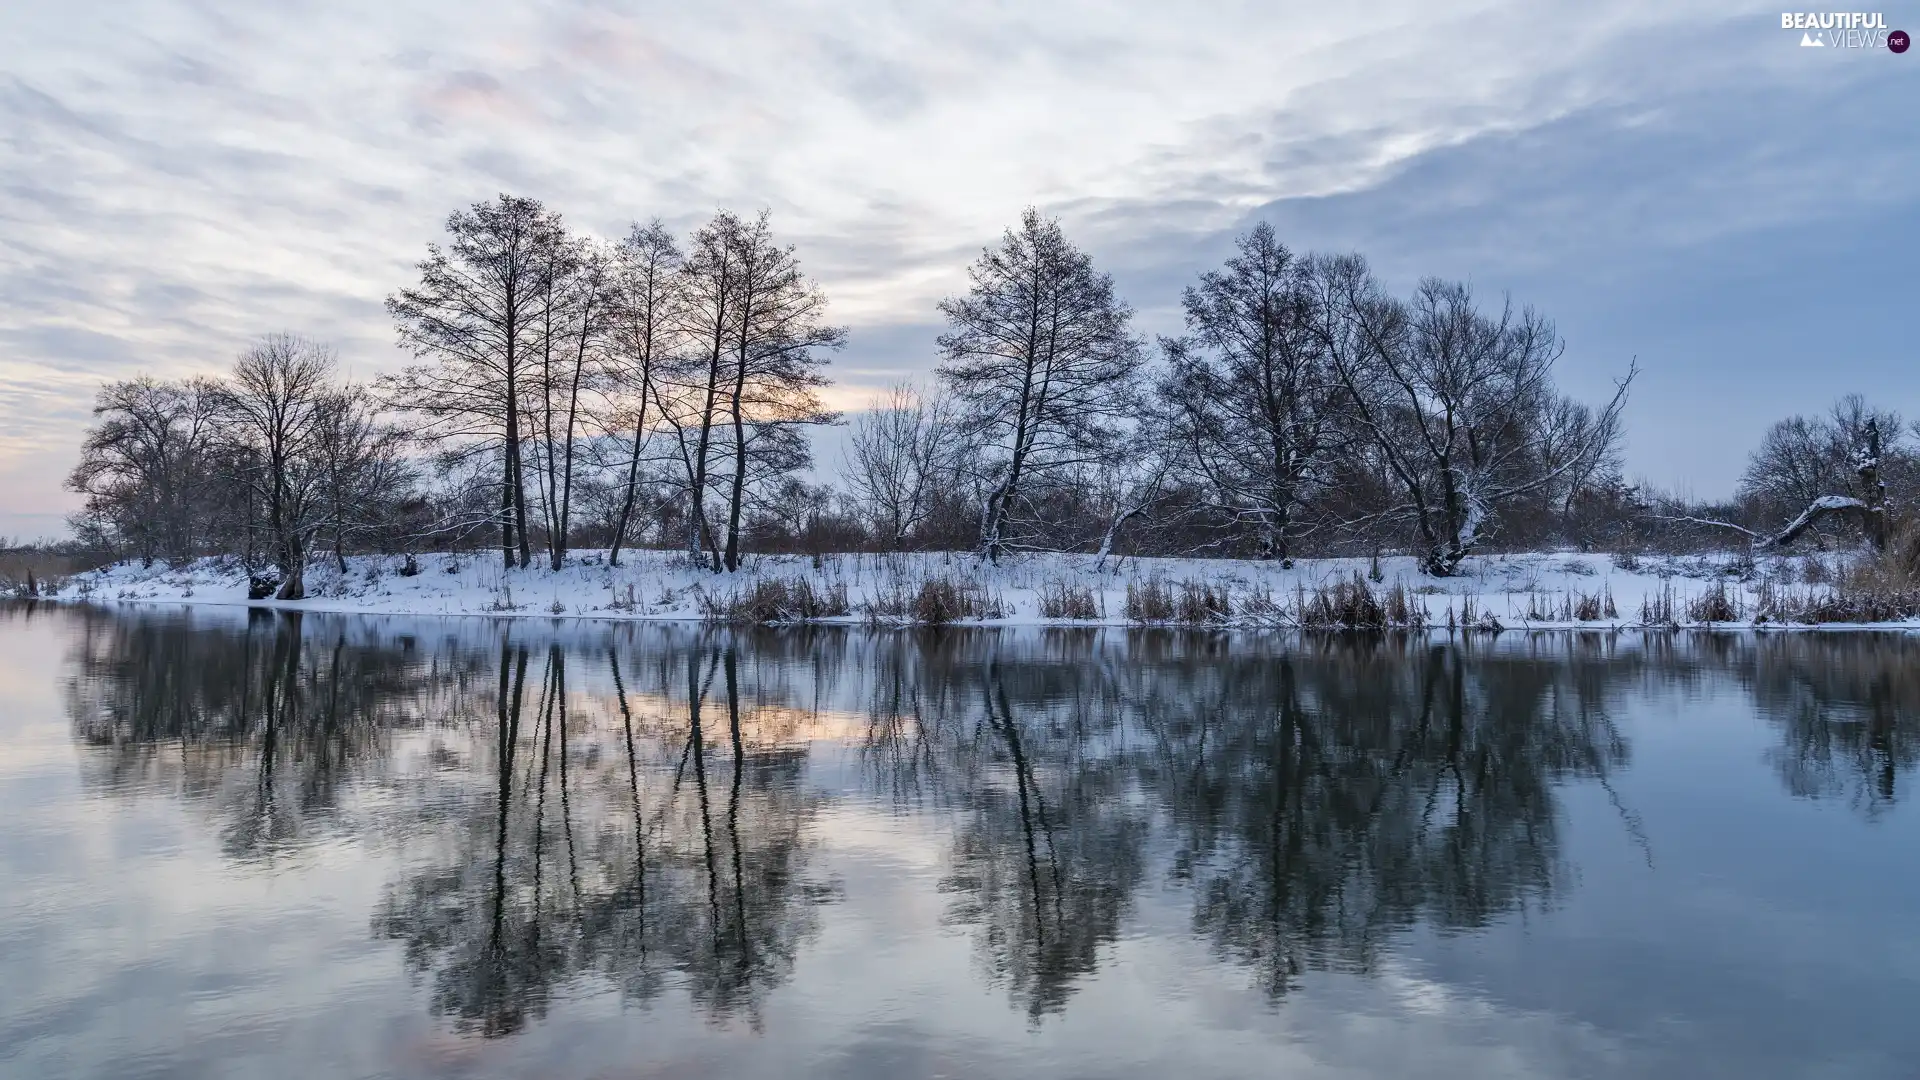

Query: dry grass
(863, 573), (1005, 625)
(1521, 588), (1617, 622)
(1444, 593), (1503, 633)
(1300, 574), (1385, 630)
(1685, 581), (1743, 624)
(1638, 582), (1679, 628)
(1124, 578), (1176, 623)
(704, 577), (852, 624)
(1038, 581), (1101, 620)
(1175, 580), (1232, 624)
(1755, 531), (1920, 624)
(1573, 587), (1619, 621)
(1124, 572), (1425, 630)
(1298, 574), (1427, 631)
(1237, 585), (1285, 623)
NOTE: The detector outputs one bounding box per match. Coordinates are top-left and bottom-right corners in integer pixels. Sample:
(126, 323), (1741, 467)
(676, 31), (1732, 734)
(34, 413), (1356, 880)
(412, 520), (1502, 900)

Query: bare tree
(311, 386), (412, 572)
(657, 211), (842, 572)
(67, 376), (224, 564)
(1155, 223), (1341, 564)
(937, 208), (1144, 561)
(1311, 259), (1633, 575)
(660, 212), (745, 569)
(383, 194), (565, 569)
(716, 212), (844, 571)
(216, 334), (335, 599)
(843, 384), (962, 550)
(529, 236), (614, 570)
(603, 220), (685, 566)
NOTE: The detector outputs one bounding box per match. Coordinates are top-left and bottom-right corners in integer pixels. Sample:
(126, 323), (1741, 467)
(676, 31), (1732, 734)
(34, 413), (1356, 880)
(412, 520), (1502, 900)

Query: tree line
(67, 193), (1902, 596)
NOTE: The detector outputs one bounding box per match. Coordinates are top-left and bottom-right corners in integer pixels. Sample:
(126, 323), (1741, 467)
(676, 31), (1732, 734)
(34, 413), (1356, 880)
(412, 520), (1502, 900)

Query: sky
(1, 0), (1915, 540)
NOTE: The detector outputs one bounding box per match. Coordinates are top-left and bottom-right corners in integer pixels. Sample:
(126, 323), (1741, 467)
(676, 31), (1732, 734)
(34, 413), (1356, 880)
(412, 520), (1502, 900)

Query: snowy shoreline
(38, 548), (1919, 632)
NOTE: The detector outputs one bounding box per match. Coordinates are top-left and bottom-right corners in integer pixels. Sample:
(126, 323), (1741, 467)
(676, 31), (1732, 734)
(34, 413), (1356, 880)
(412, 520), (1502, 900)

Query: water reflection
(55, 609), (1920, 1037)
(863, 633), (1637, 1013)
(363, 641), (829, 1036)
(64, 608), (457, 856)
(1741, 636), (1919, 812)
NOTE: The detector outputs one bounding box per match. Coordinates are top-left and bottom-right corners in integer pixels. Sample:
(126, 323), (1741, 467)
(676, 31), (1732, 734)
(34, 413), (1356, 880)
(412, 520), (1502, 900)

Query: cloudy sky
(1, 0), (1914, 539)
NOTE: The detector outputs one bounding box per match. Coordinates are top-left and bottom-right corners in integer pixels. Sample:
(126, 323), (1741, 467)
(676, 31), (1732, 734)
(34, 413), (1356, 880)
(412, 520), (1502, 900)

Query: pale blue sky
(2, 1), (1913, 538)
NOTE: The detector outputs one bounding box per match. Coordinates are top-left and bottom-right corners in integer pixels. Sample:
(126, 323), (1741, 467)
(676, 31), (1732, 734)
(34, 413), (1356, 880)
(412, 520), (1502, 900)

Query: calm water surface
(2, 602), (1918, 1079)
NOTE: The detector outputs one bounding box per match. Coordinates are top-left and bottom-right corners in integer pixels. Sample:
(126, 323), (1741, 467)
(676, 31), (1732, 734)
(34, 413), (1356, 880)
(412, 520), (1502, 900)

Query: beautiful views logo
(1780, 11), (1908, 50)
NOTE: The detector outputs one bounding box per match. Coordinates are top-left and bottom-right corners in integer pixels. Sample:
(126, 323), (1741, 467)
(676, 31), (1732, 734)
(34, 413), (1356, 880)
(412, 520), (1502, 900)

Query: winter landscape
(4, 5), (1918, 1080)
(8, 206), (1916, 629)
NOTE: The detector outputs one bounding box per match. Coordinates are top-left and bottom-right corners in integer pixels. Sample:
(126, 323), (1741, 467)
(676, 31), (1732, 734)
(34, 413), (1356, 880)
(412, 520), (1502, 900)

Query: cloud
(0, 0), (1912, 525)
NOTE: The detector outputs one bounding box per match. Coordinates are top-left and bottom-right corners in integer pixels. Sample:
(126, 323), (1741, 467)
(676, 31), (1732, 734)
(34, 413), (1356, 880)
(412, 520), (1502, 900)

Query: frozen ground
(47, 548), (1918, 630)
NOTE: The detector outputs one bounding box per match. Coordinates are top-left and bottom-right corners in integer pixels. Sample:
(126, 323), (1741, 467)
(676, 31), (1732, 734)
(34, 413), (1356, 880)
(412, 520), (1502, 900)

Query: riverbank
(39, 548), (1920, 630)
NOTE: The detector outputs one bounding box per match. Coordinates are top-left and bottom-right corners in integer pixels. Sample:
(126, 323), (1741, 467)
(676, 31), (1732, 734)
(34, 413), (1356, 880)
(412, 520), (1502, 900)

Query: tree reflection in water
(364, 638), (827, 1036)
(62, 610), (1920, 1032)
(861, 631), (1635, 1013)
(1740, 635), (1920, 814)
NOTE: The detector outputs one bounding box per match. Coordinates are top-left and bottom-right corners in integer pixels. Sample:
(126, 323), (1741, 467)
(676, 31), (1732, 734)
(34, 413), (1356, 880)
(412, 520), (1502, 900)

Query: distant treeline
(57, 196), (1915, 597)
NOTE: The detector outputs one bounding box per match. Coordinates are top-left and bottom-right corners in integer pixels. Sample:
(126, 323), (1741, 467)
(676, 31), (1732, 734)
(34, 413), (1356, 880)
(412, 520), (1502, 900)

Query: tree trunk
(690, 344), (724, 572)
(1271, 506), (1293, 569)
(722, 299), (754, 572)
(1768, 496), (1871, 550)
(1860, 416), (1889, 553)
(512, 437), (531, 568)
(979, 479), (1010, 563)
(610, 415), (646, 568)
(724, 389), (747, 572)
(503, 330), (523, 567)
(980, 448), (1027, 564)
(553, 357), (585, 572)
(540, 300), (560, 571)
(499, 442), (515, 569)
(275, 534), (306, 600)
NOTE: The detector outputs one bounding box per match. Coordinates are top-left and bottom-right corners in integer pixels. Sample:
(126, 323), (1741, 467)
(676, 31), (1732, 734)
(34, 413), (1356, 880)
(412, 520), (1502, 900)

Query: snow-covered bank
(43, 548), (1920, 631)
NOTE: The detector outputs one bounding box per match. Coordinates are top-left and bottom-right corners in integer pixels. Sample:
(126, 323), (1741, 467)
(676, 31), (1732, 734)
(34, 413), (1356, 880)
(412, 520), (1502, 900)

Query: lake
(2, 602), (1917, 1079)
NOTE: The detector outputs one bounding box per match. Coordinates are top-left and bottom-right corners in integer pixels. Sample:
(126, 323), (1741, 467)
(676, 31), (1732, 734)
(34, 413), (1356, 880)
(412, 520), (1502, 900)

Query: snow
(43, 548), (1920, 631)
(1793, 495), (1867, 517)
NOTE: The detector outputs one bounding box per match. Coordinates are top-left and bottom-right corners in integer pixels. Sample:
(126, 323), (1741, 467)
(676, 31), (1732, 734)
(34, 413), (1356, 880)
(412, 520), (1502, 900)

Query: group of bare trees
(67, 336), (405, 597)
(1619, 395), (1920, 559)
(381, 198), (842, 574)
(843, 215), (1634, 572)
(88, 193), (1861, 581)
(1732, 395), (1914, 552)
